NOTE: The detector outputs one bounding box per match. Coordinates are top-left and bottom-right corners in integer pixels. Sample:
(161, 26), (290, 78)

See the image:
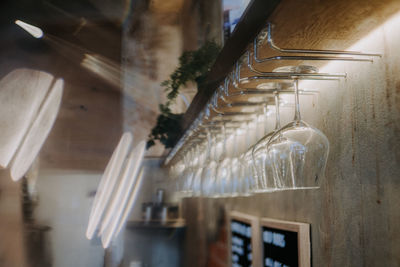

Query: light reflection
(86, 137), (147, 249)
(81, 53), (122, 88)
(100, 140), (146, 249)
(10, 79), (64, 181)
(0, 69), (53, 169)
(15, 20), (44, 38)
(15, 19), (122, 89)
(114, 166), (145, 237)
(300, 11), (400, 90)
(86, 132), (133, 240)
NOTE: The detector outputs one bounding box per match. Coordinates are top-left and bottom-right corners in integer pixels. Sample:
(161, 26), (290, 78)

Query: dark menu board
(231, 219), (252, 267)
(262, 226), (298, 267)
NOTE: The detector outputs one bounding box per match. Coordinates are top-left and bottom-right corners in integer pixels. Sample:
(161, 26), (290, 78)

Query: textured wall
(180, 1), (400, 267)
(0, 171), (27, 267)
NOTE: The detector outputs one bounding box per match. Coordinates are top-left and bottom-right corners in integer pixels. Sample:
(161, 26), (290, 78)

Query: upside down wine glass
(266, 66), (330, 189)
(201, 128), (218, 197)
(215, 122), (233, 197)
(252, 91), (283, 192)
(239, 118), (262, 196)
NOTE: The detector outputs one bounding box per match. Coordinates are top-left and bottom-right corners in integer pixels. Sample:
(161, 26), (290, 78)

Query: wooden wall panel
(181, 1), (400, 267)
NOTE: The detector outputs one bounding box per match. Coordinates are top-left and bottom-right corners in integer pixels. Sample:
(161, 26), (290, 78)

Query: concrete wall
(180, 2), (400, 267)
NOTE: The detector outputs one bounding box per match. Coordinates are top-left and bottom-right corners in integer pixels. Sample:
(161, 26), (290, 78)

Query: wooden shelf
(164, 0), (397, 165)
(164, 0), (281, 164)
(182, 0), (281, 130)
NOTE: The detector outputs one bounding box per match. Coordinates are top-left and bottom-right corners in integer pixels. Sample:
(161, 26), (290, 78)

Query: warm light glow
(86, 132), (133, 240)
(100, 140), (146, 249)
(247, 96), (265, 102)
(256, 82), (276, 90)
(15, 20), (43, 38)
(240, 106), (260, 113)
(81, 54), (121, 87)
(299, 11), (399, 89)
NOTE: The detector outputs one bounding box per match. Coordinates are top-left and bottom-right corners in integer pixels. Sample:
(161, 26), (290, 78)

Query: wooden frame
(228, 211), (262, 267)
(260, 218), (310, 267)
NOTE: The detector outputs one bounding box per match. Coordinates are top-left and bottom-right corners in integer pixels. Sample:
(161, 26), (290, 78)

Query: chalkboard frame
(229, 211), (262, 267)
(260, 218), (310, 267)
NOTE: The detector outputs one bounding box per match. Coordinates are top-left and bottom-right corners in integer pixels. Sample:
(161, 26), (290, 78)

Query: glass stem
(245, 122), (251, 150)
(212, 131), (217, 162)
(206, 129), (211, 162)
(293, 78), (301, 122)
(274, 91), (281, 130)
(232, 129), (238, 157)
(221, 123), (227, 158)
(263, 101), (268, 135)
(254, 114), (260, 143)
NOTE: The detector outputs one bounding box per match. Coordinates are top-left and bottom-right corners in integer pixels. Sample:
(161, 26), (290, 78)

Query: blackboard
(260, 218), (310, 267)
(231, 219), (252, 267)
(262, 226), (298, 267)
(229, 211), (261, 267)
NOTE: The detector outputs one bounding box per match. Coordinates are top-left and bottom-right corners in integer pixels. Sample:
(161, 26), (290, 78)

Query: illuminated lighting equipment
(86, 132), (133, 239)
(15, 20), (44, 38)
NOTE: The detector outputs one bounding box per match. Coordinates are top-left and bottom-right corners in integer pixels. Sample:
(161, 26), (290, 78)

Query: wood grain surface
(181, 1), (400, 267)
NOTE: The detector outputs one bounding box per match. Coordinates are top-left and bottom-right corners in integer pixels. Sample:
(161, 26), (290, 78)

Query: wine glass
(190, 142), (205, 196)
(266, 66), (329, 189)
(179, 147), (195, 196)
(200, 127), (218, 197)
(252, 91), (284, 192)
(214, 122), (233, 197)
(229, 126), (245, 197)
(237, 119), (261, 196)
(169, 159), (185, 194)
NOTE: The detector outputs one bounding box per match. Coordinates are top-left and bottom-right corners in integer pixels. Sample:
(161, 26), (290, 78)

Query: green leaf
(147, 40), (221, 149)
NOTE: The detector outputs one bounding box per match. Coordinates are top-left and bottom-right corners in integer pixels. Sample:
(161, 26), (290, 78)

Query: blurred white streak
(15, 20), (44, 38)
(10, 79), (64, 181)
(86, 132), (133, 239)
(114, 166), (145, 237)
(81, 53), (122, 88)
(101, 140), (146, 249)
(0, 69), (53, 169)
